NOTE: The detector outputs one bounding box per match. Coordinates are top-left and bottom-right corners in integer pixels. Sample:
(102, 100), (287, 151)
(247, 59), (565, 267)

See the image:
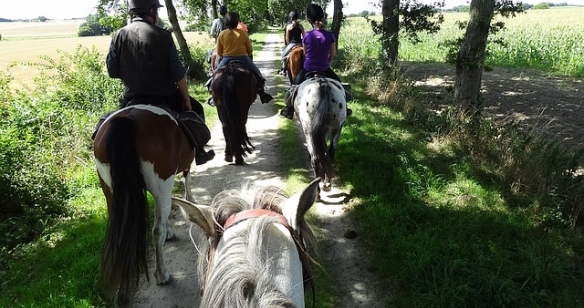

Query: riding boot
(280, 105), (294, 119)
(258, 90), (273, 104)
(195, 147), (216, 165)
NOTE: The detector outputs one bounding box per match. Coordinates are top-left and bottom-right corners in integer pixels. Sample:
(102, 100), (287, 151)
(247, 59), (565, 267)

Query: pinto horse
(173, 178), (321, 308)
(286, 46), (304, 84)
(210, 61), (257, 165)
(93, 104), (196, 307)
(294, 75), (347, 193)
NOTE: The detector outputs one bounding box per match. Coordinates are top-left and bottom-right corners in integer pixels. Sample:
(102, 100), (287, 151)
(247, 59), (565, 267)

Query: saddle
(92, 99), (210, 150)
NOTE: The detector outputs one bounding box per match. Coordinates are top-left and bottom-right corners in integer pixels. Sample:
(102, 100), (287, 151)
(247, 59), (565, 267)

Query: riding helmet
(128, 0), (163, 11)
(219, 5), (228, 17)
(306, 4), (324, 23)
(289, 11), (299, 21)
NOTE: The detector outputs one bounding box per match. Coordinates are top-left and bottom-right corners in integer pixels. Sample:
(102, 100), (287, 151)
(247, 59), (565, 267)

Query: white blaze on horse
(93, 104), (196, 307)
(293, 75), (348, 193)
(173, 178), (321, 308)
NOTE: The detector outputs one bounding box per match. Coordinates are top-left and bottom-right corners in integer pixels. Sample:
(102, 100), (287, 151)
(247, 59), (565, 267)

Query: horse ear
(282, 178), (320, 231)
(172, 197), (216, 238)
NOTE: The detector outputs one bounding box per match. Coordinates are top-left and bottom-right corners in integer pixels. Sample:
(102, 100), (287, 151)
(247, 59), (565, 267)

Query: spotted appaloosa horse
(294, 75), (347, 193)
(93, 104), (196, 307)
(210, 61), (257, 165)
(173, 178), (321, 308)
(286, 46), (304, 84)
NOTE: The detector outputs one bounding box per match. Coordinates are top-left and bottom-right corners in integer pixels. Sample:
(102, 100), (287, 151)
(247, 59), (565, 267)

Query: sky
(2, 0), (583, 20)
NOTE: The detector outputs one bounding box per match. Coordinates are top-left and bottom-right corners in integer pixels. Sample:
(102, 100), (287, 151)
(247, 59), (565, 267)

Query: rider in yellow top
(212, 11), (273, 105)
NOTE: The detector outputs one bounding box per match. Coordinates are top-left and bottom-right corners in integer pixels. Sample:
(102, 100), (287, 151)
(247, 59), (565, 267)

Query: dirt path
(131, 34), (385, 307)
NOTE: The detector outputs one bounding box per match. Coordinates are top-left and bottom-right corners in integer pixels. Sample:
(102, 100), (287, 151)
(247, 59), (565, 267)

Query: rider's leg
(280, 69), (306, 119)
(242, 56), (274, 104)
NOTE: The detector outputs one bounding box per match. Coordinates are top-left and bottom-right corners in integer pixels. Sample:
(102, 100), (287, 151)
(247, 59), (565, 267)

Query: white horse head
(173, 178), (321, 308)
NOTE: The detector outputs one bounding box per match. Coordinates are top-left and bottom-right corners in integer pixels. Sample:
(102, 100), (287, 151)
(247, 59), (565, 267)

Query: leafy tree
(368, 0), (444, 69)
(453, 0), (524, 120)
(533, 2), (550, 9)
(78, 13), (112, 37)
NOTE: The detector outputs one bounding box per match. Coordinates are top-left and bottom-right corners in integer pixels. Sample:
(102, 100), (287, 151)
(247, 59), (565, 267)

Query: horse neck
(201, 217), (304, 308)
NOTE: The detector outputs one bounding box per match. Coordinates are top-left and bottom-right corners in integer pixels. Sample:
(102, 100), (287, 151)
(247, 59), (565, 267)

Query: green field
(0, 20), (211, 88)
(340, 7), (584, 77)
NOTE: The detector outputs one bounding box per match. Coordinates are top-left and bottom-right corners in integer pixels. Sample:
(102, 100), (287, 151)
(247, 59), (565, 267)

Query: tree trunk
(164, 0), (202, 80)
(211, 0), (218, 18)
(453, 0), (495, 117)
(330, 0), (343, 49)
(381, 0), (399, 68)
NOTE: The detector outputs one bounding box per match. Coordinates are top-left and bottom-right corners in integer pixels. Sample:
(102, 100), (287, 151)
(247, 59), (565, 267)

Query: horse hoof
(166, 231), (176, 241)
(235, 157), (244, 165)
(224, 154), (233, 162)
(156, 272), (173, 285)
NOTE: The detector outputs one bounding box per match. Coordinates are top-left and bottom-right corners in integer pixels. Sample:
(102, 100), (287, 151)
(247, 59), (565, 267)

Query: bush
(0, 46), (121, 259)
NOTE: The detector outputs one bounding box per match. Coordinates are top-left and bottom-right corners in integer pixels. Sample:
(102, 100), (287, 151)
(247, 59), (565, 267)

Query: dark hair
(225, 12), (239, 29)
(289, 11), (299, 21)
(219, 5), (228, 17)
(306, 4), (324, 23)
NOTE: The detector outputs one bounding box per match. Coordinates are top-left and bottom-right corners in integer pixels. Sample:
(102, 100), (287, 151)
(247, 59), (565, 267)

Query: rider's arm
(285, 25), (290, 45)
(106, 35), (120, 78)
(244, 33), (253, 56)
(329, 41), (336, 63)
(210, 19), (218, 39)
(216, 33), (224, 58)
(176, 77), (192, 111)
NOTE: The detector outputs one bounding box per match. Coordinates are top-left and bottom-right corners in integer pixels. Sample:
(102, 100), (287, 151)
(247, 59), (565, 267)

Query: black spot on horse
(306, 101), (310, 107)
(332, 82), (343, 90)
(307, 89), (312, 95)
(338, 103), (343, 109)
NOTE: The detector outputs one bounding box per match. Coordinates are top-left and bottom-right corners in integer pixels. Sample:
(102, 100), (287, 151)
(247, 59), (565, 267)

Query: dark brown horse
(287, 46), (304, 84)
(210, 60), (258, 165)
(93, 104), (196, 307)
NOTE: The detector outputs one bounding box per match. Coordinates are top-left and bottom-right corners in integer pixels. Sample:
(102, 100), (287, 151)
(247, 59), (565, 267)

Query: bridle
(201, 209), (316, 307)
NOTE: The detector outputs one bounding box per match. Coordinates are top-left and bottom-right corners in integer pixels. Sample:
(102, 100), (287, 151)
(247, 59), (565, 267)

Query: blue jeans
(216, 55), (264, 81)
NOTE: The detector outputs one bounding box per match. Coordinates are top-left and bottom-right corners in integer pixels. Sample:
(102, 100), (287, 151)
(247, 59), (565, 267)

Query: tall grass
(342, 7), (584, 77)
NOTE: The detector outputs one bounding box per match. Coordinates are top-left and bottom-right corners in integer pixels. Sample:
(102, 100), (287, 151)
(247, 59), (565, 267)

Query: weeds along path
(131, 33), (386, 307)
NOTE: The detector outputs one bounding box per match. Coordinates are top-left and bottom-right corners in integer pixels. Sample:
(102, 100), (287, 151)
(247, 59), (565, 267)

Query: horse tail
(99, 117), (149, 297)
(311, 79), (336, 179)
(220, 65), (254, 156)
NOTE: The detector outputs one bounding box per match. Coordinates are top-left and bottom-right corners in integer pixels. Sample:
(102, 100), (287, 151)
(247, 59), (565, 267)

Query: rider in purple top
(282, 3), (351, 119)
(291, 3), (340, 85)
(303, 29), (336, 72)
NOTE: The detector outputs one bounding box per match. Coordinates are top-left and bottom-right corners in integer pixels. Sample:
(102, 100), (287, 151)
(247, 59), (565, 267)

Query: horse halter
(201, 209), (316, 305)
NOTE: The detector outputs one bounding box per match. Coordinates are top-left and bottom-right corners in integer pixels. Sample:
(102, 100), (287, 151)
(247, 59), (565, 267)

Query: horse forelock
(201, 217), (303, 308)
(196, 184), (308, 308)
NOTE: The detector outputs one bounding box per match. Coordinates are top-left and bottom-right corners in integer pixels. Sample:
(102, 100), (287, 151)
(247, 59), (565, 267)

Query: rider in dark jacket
(106, 0), (214, 165)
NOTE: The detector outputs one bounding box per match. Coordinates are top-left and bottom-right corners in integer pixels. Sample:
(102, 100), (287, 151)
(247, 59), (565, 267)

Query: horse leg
(222, 123), (234, 163)
(328, 126), (343, 162)
(182, 169), (195, 203)
(151, 176), (175, 285)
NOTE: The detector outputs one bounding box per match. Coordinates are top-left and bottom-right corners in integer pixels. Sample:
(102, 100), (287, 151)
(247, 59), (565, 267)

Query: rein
(202, 209), (316, 307)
